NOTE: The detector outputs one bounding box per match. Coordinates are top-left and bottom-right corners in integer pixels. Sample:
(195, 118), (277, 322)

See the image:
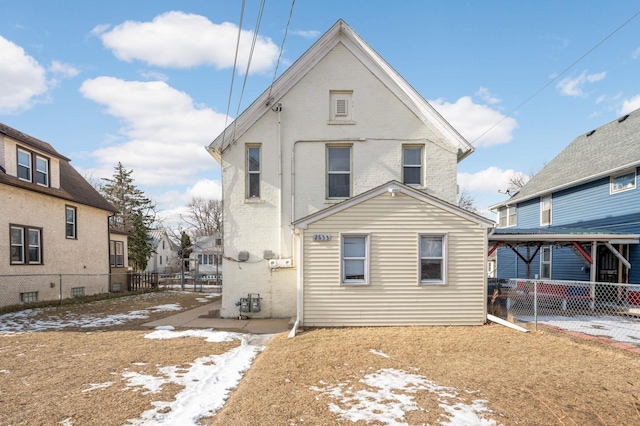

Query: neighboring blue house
(490, 108), (640, 294)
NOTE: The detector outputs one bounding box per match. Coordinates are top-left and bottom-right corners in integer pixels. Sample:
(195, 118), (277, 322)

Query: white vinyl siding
(301, 191), (487, 327)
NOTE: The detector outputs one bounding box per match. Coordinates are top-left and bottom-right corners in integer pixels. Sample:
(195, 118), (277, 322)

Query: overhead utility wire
(230, 0), (267, 143)
(267, 0), (296, 103)
(221, 0), (246, 147)
(470, 10), (640, 147)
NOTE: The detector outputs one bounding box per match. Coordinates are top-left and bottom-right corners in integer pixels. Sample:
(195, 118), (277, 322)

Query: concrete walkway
(143, 298), (293, 334)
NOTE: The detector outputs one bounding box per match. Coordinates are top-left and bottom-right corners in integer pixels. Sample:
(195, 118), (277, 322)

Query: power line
(221, 0), (246, 146)
(230, 0), (267, 143)
(267, 0), (296, 103)
(470, 10), (640, 147)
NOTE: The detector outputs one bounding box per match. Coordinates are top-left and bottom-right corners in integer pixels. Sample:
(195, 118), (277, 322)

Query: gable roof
(495, 108), (640, 208)
(0, 122), (117, 213)
(293, 180), (495, 229)
(207, 19), (473, 162)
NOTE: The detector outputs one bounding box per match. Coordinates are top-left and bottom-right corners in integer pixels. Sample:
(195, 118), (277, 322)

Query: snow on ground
(311, 353), (496, 425)
(0, 292), (218, 334)
(308, 348), (497, 426)
(518, 314), (640, 346)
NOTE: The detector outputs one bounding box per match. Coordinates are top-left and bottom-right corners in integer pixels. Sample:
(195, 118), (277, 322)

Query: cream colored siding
(302, 191), (487, 326)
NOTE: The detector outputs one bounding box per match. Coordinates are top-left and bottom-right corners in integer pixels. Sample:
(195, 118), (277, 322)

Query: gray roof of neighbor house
(0, 122), (117, 213)
(495, 108), (640, 208)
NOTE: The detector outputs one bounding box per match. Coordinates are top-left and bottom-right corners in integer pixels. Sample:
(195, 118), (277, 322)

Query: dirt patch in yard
(2, 291), (640, 425)
(206, 326), (640, 426)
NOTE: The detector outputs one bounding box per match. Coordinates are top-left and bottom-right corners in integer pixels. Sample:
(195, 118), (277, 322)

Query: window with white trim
(66, 206), (77, 239)
(17, 149), (32, 182)
(610, 170), (636, 193)
(327, 146), (351, 198)
(420, 234), (447, 284)
(10, 225), (42, 265)
(540, 196), (552, 226)
(246, 145), (261, 198)
(402, 146), (422, 185)
(341, 234), (369, 285)
(540, 246), (551, 279)
(36, 155), (49, 186)
(498, 206), (516, 228)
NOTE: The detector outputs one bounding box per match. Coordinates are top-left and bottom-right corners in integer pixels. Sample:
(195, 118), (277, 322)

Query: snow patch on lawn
(311, 368), (496, 426)
(0, 303), (185, 334)
(122, 328), (274, 425)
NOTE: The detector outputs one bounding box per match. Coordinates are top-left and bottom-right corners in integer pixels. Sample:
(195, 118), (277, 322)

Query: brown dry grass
(2, 291), (640, 426)
(207, 326), (640, 426)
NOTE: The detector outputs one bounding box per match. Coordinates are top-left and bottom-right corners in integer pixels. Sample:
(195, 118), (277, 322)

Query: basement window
(71, 287), (85, 298)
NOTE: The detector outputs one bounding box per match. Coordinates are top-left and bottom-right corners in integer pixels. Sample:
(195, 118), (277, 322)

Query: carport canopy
(488, 227), (640, 280)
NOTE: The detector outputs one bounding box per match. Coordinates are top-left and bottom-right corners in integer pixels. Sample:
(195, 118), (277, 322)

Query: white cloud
(0, 36), (48, 114)
(556, 70), (606, 97)
(138, 70), (169, 81)
(475, 87), (500, 105)
(620, 94), (640, 115)
(49, 61), (80, 78)
(79, 76), (227, 187)
(458, 167), (528, 193)
(292, 29), (321, 39)
(632, 47), (640, 60)
(96, 11), (279, 73)
(430, 96), (518, 147)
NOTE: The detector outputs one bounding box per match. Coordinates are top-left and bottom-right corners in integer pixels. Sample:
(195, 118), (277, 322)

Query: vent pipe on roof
(618, 114), (630, 123)
(586, 130), (596, 137)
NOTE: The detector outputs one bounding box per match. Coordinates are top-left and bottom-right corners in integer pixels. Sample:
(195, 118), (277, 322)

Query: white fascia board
(293, 181), (495, 229)
(338, 26), (473, 161)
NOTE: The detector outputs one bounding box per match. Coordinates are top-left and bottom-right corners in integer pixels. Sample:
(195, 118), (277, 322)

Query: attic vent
(586, 130), (596, 137)
(618, 114), (630, 123)
(335, 99), (348, 116)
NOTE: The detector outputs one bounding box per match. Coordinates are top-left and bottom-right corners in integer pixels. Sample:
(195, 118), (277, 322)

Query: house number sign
(313, 234), (331, 241)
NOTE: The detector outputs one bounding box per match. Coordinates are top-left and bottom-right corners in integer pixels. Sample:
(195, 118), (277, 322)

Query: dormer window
(610, 170), (636, 194)
(16, 147), (50, 187)
(17, 149), (32, 182)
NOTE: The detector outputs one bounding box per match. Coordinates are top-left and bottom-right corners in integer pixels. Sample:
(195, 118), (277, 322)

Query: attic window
(618, 114), (630, 123)
(586, 130), (596, 137)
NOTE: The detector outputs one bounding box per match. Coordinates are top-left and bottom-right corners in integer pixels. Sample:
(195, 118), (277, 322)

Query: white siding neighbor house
(145, 229), (179, 274)
(207, 20), (493, 327)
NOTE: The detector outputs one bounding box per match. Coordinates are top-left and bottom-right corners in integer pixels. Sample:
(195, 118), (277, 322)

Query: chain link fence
(157, 273), (222, 294)
(0, 273), (159, 313)
(488, 278), (640, 347)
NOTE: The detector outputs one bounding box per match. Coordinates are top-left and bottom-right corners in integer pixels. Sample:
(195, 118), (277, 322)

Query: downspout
(274, 103), (283, 257)
(288, 226), (303, 338)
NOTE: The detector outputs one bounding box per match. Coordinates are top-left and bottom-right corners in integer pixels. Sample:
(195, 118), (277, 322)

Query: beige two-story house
(207, 20), (494, 327)
(0, 123), (119, 306)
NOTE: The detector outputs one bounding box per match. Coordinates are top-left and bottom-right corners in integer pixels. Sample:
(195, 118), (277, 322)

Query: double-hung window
(540, 246), (551, 279)
(402, 146), (422, 185)
(66, 206), (77, 239)
(327, 146), (351, 198)
(341, 234), (369, 285)
(247, 145), (261, 198)
(10, 225), (42, 265)
(110, 240), (124, 267)
(17, 149), (32, 182)
(419, 234), (446, 284)
(36, 156), (49, 186)
(498, 206), (516, 228)
(540, 196), (552, 226)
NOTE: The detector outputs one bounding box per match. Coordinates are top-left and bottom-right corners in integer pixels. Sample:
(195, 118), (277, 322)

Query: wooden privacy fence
(127, 272), (159, 291)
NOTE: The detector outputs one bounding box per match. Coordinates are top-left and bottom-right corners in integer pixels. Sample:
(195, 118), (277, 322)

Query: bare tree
(182, 197), (222, 237)
(457, 189), (478, 213)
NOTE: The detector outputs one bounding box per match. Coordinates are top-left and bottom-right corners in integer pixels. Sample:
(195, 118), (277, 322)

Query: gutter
(288, 226), (303, 338)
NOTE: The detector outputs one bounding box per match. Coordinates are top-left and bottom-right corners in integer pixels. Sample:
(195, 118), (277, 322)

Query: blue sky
(2, 1), (640, 223)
